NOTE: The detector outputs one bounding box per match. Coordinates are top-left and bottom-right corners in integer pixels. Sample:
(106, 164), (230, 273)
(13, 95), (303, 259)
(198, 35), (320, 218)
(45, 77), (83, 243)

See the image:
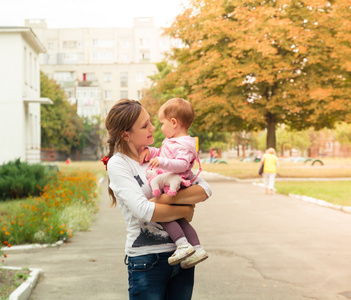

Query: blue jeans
(125, 251), (195, 300)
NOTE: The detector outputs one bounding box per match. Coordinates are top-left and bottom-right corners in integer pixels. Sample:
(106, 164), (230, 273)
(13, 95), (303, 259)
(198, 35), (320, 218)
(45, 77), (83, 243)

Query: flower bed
(0, 170), (99, 259)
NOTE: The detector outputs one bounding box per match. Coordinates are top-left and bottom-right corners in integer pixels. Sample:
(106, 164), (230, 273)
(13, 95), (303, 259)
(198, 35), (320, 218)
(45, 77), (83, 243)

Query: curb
(1, 176), (105, 299)
(1, 266), (43, 300)
(289, 193), (351, 214)
(1, 240), (64, 253)
(1, 243), (59, 300)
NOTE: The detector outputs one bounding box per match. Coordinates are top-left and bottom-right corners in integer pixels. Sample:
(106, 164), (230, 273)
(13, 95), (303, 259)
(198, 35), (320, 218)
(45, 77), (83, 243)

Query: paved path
(6, 177), (351, 300)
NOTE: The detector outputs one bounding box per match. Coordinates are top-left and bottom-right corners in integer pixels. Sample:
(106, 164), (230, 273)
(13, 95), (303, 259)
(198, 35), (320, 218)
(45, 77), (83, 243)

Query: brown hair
(160, 98), (194, 129)
(105, 99), (142, 206)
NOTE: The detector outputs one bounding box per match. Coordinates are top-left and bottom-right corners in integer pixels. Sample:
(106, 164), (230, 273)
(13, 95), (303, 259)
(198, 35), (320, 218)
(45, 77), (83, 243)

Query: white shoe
(180, 248), (208, 269)
(168, 243), (195, 265)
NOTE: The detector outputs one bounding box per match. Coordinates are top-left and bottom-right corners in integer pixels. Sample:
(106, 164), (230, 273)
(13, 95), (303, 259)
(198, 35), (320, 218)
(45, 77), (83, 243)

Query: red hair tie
(101, 156), (110, 170)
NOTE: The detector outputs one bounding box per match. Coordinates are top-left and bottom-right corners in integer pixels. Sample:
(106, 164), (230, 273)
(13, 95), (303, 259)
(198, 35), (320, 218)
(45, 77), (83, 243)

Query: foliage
(0, 159), (52, 200)
(40, 72), (84, 154)
(334, 122), (351, 147)
(141, 61), (231, 151)
(276, 126), (311, 155)
(157, 0), (351, 149)
(0, 171), (98, 245)
(78, 116), (106, 159)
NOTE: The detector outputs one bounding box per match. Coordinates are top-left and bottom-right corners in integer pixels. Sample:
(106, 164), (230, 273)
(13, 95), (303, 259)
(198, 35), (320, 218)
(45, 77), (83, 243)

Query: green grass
(0, 268), (30, 300)
(275, 181), (351, 206)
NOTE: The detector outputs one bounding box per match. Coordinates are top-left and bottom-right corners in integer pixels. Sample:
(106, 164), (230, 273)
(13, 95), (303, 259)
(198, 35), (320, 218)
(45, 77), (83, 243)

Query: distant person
(102, 99), (212, 299)
(261, 148), (278, 195)
(139, 98), (208, 269)
(209, 148), (214, 163)
(65, 157), (71, 165)
(212, 149), (219, 159)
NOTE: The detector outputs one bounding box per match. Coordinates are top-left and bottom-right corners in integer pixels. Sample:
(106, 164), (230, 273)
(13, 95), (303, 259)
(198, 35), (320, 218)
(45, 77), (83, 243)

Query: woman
(103, 99), (212, 300)
(262, 147), (278, 195)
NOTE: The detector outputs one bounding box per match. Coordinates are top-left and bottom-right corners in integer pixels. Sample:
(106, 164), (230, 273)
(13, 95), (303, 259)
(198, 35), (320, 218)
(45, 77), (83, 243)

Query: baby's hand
(149, 158), (160, 168)
(139, 148), (150, 165)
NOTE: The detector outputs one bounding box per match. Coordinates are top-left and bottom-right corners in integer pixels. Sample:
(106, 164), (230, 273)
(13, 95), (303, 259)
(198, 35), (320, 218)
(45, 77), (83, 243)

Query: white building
(26, 18), (177, 119)
(0, 27), (52, 165)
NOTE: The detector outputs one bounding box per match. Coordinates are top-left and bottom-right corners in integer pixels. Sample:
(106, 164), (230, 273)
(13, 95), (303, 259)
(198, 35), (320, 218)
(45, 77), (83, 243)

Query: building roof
(0, 26), (46, 53)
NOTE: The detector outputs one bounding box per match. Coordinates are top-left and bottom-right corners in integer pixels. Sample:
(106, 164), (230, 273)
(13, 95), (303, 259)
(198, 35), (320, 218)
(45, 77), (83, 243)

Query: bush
(0, 159), (52, 200)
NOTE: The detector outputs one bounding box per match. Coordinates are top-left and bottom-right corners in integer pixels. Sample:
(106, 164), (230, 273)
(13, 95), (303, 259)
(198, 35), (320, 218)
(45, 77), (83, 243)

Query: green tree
(78, 116), (105, 159)
(157, 0), (351, 149)
(40, 72), (83, 154)
(334, 122), (351, 147)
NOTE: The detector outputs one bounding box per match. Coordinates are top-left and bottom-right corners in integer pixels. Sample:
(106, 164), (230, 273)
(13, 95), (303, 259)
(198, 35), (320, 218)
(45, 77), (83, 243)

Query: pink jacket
(148, 136), (198, 180)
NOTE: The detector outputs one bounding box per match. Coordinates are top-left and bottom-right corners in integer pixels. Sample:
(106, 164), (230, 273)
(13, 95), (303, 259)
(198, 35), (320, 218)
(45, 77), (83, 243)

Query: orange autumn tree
(156, 0), (351, 149)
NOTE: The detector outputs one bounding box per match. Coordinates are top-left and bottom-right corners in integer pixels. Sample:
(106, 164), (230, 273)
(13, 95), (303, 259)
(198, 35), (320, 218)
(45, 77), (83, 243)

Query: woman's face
(128, 108), (155, 149)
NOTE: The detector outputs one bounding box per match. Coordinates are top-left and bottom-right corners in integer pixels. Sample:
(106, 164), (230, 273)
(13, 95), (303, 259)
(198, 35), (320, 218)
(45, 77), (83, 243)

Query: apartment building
(26, 18), (178, 118)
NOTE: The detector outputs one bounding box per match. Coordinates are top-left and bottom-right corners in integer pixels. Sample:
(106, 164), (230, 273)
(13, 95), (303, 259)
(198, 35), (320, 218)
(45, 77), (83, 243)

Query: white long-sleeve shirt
(107, 152), (212, 257)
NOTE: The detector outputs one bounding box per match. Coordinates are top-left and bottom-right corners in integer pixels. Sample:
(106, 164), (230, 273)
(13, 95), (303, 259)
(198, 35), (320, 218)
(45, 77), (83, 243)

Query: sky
(0, 0), (189, 28)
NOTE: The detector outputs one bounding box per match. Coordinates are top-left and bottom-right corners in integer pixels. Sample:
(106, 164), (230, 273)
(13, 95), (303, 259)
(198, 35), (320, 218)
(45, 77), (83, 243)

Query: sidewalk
(6, 179), (127, 300)
(6, 174), (351, 300)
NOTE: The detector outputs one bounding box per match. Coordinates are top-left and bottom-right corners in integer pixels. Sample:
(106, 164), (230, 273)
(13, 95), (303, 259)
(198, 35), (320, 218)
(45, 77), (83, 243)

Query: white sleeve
(191, 174), (212, 200)
(108, 157), (155, 222)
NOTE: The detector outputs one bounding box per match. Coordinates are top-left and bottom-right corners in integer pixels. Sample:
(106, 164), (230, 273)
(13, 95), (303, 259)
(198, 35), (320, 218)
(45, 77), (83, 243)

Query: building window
(86, 73), (96, 81)
(92, 52), (114, 60)
(54, 71), (75, 81)
(63, 41), (78, 48)
(34, 57), (37, 90)
(139, 51), (150, 61)
(136, 72), (146, 82)
(24, 47), (28, 85)
(47, 54), (57, 64)
(48, 42), (55, 49)
(122, 53), (129, 62)
(29, 52), (33, 87)
(104, 90), (112, 100)
(121, 90), (128, 98)
(122, 41), (130, 48)
(139, 38), (150, 48)
(137, 90), (143, 99)
(104, 72), (112, 82)
(93, 39), (115, 47)
(62, 53), (79, 63)
(120, 72), (128, 87)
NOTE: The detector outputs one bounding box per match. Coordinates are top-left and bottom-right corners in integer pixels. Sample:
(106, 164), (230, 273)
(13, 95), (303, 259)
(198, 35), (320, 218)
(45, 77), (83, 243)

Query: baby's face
(158, 111), (176, 139)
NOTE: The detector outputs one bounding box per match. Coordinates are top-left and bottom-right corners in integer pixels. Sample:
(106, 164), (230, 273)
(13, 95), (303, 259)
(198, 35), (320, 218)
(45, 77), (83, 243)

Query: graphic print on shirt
(134, 175), (144, 187)
(132, 221), (173, 247)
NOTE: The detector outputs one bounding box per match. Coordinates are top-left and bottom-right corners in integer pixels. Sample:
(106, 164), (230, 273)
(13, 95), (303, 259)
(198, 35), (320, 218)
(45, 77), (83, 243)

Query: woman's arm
(151, 185), (209, 205)
(151, 203), (194, 222)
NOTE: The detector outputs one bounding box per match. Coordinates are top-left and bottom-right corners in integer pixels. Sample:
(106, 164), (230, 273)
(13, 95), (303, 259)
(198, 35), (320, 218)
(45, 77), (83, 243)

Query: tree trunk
(266, 112), (276, 150)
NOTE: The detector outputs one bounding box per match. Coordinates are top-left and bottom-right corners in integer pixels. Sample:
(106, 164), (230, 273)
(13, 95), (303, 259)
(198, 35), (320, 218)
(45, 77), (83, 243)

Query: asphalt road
(6, 176), (351, 300)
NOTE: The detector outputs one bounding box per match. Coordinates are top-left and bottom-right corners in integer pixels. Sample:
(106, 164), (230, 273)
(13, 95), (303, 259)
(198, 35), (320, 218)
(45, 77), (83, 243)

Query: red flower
(101, 156), (110, 170)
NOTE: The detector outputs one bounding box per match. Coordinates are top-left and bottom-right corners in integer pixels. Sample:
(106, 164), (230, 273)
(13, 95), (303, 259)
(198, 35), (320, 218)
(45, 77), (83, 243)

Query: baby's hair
(160, 98), (194, 129)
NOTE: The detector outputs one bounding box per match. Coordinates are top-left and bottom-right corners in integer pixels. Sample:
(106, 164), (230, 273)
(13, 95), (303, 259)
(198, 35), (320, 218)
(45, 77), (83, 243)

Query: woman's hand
(139, 148), (150, 165)
(184, 205), (195, 222)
